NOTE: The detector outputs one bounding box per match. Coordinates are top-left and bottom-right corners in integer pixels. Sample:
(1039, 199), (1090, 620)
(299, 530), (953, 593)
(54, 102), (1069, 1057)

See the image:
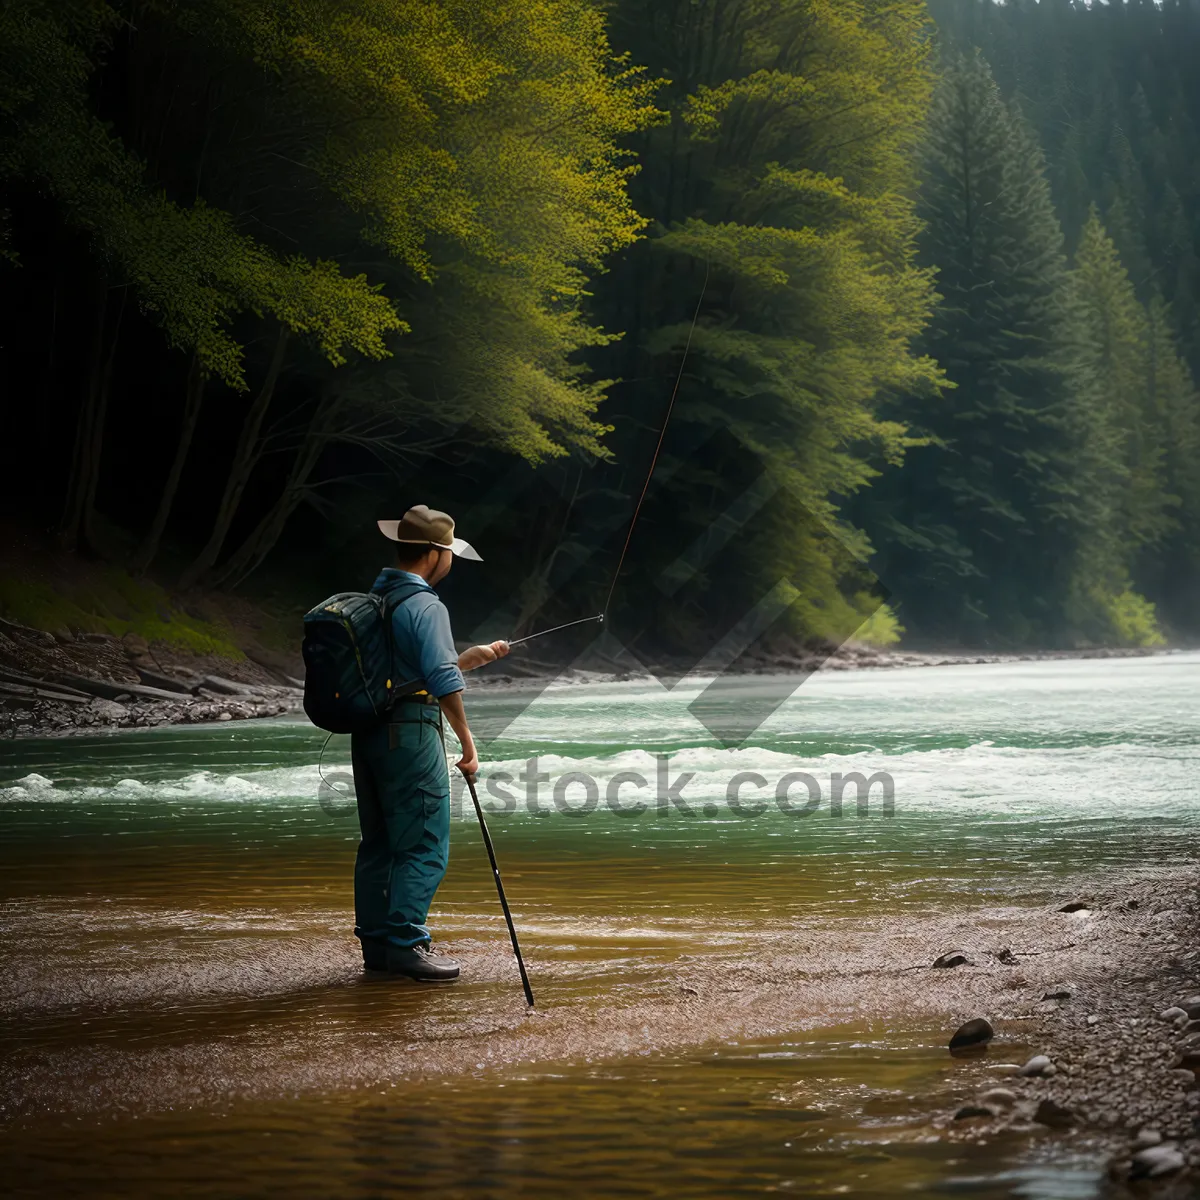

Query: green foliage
(0, 0), (664, 601)
(181, 0), (661, 459)
(1069, 579), (1166, 649)
(852, 600), (905, 647)
(595, 0), (940, 647)
(0, 570), (244, 657)
(927, 0), (1200, 383)
(1064, 213), (1176, 582)
(857, 53), (1082, 645)
(918, 0), (1200, 642)
(4, 0), (1195, 657)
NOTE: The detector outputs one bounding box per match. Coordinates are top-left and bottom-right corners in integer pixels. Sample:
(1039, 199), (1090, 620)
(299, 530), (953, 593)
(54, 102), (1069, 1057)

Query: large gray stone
(949, 1018), (994, 1052)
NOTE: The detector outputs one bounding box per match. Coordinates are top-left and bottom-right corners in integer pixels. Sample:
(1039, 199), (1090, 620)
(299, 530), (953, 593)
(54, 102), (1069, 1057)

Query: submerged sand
(4, 863), (1198, 1183)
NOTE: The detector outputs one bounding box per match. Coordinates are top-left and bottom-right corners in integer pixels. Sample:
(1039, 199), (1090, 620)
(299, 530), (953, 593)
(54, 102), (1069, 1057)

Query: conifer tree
(1061, 213), (1190, 644)
(1140, 292), (1200, 629)
(861, 54), (1081, 645)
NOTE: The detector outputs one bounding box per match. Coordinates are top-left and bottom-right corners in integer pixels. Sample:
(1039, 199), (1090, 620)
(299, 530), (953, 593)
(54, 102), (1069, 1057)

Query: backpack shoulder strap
(377, 579), (437, 704)
(378, 578), (435, 616)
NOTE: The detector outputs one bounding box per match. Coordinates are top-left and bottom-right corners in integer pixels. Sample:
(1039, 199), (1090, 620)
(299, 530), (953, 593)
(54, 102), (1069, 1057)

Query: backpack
(301, 579), (431, 733)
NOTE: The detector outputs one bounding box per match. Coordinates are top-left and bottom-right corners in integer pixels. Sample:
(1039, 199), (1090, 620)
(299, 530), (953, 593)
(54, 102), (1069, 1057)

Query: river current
(1, 653), (1197, 1197)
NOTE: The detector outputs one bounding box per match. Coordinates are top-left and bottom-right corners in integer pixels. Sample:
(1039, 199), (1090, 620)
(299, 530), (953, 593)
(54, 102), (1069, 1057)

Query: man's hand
(456, 749), (480, 783)
(457, 640), (511, 672)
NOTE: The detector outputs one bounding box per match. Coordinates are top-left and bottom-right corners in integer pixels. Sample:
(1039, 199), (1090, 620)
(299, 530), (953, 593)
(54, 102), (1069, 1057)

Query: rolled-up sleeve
(411, 597), (465, 697)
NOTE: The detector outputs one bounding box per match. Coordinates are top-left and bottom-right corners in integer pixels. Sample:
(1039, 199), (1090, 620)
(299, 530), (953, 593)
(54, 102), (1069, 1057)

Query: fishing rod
(505, 263), (710, 651)
(506, 614), (604, 648)
(461, 767), (535, 1007)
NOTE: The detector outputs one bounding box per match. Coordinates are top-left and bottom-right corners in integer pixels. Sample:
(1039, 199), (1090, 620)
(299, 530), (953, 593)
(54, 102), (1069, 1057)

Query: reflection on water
(3, 1027), (1103, 1199)
(1, 654), (1197, 1196)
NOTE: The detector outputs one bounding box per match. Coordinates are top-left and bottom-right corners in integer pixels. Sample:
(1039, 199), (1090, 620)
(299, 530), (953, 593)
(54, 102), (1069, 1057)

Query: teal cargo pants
(350, 699), (450, 952)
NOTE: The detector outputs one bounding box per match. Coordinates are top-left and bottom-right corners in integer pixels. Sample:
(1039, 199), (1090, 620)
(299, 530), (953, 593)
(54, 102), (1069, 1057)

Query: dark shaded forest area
(2, 0), (1198, 655)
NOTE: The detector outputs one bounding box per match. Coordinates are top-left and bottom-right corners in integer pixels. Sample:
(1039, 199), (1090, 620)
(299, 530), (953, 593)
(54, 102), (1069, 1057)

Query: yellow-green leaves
(5, 0), (657, 455)
(191, 0), (661, 458)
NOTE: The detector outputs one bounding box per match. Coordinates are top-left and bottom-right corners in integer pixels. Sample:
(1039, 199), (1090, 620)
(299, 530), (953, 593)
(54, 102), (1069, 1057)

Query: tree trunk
(133, 355), (206, 575)
(59, 281), (126, 554)
(178, 324), (288, 590)
(212, 394), (342, 588)
(80, 286), (127, 551)
(59, 278), (108, 551)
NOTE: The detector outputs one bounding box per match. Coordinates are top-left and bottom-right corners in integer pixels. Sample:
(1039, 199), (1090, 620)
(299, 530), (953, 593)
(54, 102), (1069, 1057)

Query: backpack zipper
(340, 615), (379, 716)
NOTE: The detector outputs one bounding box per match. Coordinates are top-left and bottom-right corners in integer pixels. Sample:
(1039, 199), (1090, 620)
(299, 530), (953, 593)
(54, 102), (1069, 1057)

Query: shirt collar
(371, 567), (433, 593)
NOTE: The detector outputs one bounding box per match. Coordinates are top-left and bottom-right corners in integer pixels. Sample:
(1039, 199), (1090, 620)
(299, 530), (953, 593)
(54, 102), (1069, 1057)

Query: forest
(2, 0), (1198, 653)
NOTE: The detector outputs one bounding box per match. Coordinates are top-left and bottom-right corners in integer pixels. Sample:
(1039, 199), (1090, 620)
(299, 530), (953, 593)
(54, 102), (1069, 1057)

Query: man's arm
(438, 690), (478, 781)
(408, 597), (490, 778)
(457, 640), (511, 672)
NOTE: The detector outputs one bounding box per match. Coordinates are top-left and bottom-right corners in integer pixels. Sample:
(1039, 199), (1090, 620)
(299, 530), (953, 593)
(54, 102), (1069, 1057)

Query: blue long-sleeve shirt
(369, 568), (465, 698)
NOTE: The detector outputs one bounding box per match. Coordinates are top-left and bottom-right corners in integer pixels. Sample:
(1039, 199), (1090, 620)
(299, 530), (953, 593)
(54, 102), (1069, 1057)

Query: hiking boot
(360, 938), (388, 972)
(385, 942), (460, 982)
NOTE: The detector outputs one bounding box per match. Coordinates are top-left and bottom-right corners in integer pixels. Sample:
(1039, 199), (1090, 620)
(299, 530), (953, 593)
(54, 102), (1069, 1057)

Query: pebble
(954, 1104), (994, 1120)
(1087, 1014), (1101, 1026)
(1019, 1054), (1054, 1077)
(979, 1087), (1016, 1108)
(989, 1063), (1024, 1076)
(1042, 988), (1072, 1001)
(1131, 1144), (1185, 1179)
(1033, 1098), (1074, 1128)
(1160, 1006), (1188, 1022)
(1134, 1128), (1163, 1148)
(932, 951), (975, 969)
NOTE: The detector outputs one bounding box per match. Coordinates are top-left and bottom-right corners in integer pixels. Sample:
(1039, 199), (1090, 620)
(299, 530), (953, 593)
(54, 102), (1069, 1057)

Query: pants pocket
(418, 787), (448, 820)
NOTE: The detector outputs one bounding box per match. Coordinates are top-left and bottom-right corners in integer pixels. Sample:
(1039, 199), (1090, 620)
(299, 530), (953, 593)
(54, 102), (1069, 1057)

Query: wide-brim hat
(377, 505), (481, 560)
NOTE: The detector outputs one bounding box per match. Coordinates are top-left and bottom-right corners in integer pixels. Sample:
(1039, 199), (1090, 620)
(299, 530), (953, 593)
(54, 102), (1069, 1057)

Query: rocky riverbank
(929, 873), (1200, 1193)
(0, 605), (1176, 738)
(0, 616), (303, 738)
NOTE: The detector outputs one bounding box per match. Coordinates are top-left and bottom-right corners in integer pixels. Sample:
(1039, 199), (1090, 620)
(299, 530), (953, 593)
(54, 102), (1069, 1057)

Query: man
(352, 504), (508, 981)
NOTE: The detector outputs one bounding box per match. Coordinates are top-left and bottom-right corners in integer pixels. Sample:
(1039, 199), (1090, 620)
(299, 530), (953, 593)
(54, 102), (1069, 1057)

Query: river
(2, 653), (1197, 1197)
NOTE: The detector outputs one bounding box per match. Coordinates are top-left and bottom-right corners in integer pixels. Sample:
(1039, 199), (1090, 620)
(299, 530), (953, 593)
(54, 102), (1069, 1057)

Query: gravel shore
(927, 872), (1200, 1192)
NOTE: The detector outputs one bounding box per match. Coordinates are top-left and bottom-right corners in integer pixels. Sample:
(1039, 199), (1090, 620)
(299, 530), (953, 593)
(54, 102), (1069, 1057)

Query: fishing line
(603, 260), (709, 623)
(507, 262), (709, 649)
(315, 730), (343, 795)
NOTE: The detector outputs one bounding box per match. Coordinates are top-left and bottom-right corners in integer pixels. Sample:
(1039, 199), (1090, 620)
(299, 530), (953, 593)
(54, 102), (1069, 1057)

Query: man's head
(377, 505), (480, 586)
(391, 540), (454, 585)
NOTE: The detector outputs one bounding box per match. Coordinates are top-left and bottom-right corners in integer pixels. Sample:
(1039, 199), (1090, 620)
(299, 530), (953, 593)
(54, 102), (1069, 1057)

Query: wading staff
(460, 767), (535, 1008)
